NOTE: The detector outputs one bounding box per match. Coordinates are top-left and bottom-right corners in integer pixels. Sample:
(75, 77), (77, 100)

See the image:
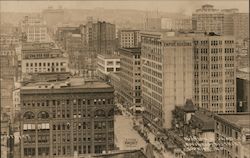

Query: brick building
(20, 78), (115, 158)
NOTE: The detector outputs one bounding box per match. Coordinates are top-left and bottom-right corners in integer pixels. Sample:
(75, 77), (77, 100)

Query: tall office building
(84, 20), (116, 56)
(119, 48), (142, 108)
(20, 78), (115, 158)
(193, 36), (236, 113)
(192, 4), (224, 35)
(118, 29), (140, 48)
(20, 16), (49, 42)
(140, 31), (193, 129)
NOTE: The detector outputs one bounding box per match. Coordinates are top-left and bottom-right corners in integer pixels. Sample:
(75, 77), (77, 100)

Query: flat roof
(119, 48), (141, 53)
(215, 113), (250, 129)
(97, 54), (120, 59)
(21, 77), (112, 90)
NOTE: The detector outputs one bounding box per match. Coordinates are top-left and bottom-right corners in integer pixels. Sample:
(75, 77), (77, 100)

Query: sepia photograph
(0, 0), (249, 158)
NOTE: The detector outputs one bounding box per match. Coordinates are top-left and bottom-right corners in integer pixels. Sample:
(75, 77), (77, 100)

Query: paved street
(115, 103), (175, 158)
(114, 115), (147, 150)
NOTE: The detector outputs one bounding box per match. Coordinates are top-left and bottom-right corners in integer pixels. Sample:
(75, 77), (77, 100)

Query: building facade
(0, 33), (20, 46)
(42, 6), (65, 28)
(0, 46), (18, 120)
(20, 16), (49, 43)
(214, 113), (250, 158)
(21, 42), (69, 76)
(161, 18), (192, 31)
(236, 68), (250, 112)
(118, 30), (140, 48)
(192, 4), (224, 35)
(83, 21), (116, 56)
(144, 18), (161, 31)
(119, 48), (142, 109)
(97, 54), (120, 80)
(141, 31), (193, 129)
(20, 78), (115, 158)
(233, 13), (249, 41)
(193, 36), (236, 113)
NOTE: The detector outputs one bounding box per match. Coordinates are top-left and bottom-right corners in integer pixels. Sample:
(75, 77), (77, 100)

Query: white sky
(0, 0), (249, 15)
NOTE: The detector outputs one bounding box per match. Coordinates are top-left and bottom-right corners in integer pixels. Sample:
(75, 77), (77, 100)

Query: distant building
(1, 114), (11, 158)
(0, 33), (20, 46)
(214, 113), (250, 158)
(84, 21), (116, 55)
(20, 78), (115, 158)
(118, 29), (140, 48)
(192, 4), (224, 35)
(20, 16), (49, 42)
(119, 48), (142, 109)
(97, 54), (120, 80)
(42, 6), (65, 28)
(21, 42), (69, 76)
(56, 26), (80, 49)
(221, 9), (239, 36)
(233, 13), (249, 41)
(161, 17), (192, 31)
(193, 4), (248, 40)
(0, 46), (18, 119)
(141, 31), (194, 129)
(144, 17), (161, 31)
(193, 36), (236, 113)
(12, 83), (21, 120)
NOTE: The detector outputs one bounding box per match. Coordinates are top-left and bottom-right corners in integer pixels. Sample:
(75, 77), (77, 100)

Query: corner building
(193, 36), (236, 113)
(141, 32), (193, 129)
(214, 113), (250, 158)
(20, 78), (115, 158)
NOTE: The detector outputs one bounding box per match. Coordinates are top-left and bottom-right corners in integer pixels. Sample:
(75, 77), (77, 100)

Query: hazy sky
(0, 0), (249, 15)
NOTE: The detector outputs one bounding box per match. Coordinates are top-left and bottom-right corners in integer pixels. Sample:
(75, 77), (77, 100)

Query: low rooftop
(190, 109), (214, 131)
(97, 54), (120, 59)
(21, 77), (112, 90)
(215, 113), (250, 129)
(119, 48), (141, 53)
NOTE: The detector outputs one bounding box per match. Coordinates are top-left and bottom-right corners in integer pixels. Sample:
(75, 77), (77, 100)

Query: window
(23, 111), (35, 119)
(37, 111), (49, 119)
(94, 109), (106, 117)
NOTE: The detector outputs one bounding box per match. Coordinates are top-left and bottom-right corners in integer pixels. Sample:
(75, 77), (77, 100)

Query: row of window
(23, 98), (114, 107)
(26, 62), (64, 67)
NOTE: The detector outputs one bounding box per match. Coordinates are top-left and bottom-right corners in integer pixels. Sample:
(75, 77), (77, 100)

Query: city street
(114, 114), (147, 150)
(115, 103), (174, 158)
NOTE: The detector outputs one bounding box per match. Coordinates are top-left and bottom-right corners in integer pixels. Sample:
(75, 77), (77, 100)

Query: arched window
(94, 109), (106, 117)
(37, 111), (49, 119)
(23, 111), (35, 119)
(108, 109), (114, 116)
